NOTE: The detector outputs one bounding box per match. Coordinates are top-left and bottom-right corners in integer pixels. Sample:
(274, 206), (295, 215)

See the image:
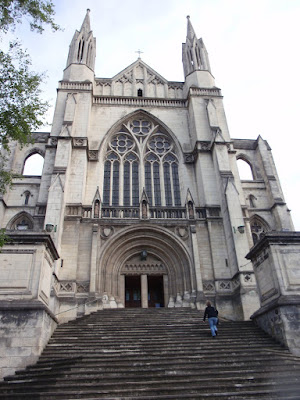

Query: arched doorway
(97, 225), (195, 308)
(122, 251), (167, 308)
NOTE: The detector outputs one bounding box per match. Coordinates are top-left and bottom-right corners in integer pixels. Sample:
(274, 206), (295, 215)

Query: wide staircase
(1, 308), (300, 399)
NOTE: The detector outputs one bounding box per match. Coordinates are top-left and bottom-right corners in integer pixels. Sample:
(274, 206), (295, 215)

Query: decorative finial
(135, 49), (144, 59)
(87, 8), (90, 13)
(187, 15), (190, 19)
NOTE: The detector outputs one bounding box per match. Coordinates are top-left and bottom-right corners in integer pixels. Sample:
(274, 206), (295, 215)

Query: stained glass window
(132, 161), (139, 206)
(103, 117), (181, 208)
(103, 161), (111, 205)
(145, 162), (152, 205)
(123, 161), (130, 205)
(164, 163), (172, 206)
(153, 163), (161, 206)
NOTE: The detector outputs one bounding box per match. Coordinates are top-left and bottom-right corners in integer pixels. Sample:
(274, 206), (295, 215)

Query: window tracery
(250, 218), (269, 245)
(102, 117), (181, 208)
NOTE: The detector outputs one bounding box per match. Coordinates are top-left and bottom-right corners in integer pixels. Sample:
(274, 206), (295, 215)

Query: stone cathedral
(1, 11), (299, 378)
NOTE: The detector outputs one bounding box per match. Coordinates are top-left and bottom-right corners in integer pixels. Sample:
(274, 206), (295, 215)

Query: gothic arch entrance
(122, 251), (167, 308)
(97, 225), (195, 308)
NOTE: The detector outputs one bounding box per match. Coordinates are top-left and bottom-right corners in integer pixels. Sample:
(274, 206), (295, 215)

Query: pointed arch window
(103, 153), (120, 206)
(23, 191), (31, 205)
(145, 133), (181, 207)
(237, 158), (254, 180)
(23, 153), (44, 176)
(102, 117), (181, 208)
(103, 132), (139, 207)
(249, 194), (257, 208)
(77, 39), (85, 62)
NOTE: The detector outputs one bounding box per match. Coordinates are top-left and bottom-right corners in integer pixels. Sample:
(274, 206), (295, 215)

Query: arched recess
(250, 215), (270, 245)
(236, 155), (254, 180)
(22, 150), (45, 176)
(248, 194), (257, 208)
(97, 224), (195, 306)
(7, 211), (34, 231)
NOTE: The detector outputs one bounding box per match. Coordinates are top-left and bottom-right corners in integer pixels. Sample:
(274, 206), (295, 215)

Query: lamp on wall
(237, 225), (245, 234)
(233, 225), (245, 234)
(45, 224), (54, 232)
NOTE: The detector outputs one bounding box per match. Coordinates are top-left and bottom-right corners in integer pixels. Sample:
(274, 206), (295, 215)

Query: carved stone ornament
(34, 133), (48, 143)
(49, 137), (58, 146)
(199, 141), (211, 151)
(184, 153), (195, 163)
(73, 138), (87, 148)
(203, 281), (215, 292)
(88, 150), (98, 161)
(100, 226), (114, 239)
(176, 226), (189, 240)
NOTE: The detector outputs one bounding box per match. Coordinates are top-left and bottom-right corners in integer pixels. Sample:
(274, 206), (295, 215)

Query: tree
(0, 41), (48, 152)
(0, 0), (59, 33)
(0, 0), (59, 247)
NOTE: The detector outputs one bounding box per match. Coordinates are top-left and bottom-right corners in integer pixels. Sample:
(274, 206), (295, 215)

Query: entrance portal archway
(97, 225), (195, 308)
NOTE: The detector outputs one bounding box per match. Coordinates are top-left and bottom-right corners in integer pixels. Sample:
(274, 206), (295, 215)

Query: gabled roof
(96, 58), (169, 85)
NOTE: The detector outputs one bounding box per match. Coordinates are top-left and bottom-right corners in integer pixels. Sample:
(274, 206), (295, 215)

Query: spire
(65, 9), (96, 72)
(80, 9), (91, 34)
(186, 15), (196, 40)
(182, 16), (211, 78)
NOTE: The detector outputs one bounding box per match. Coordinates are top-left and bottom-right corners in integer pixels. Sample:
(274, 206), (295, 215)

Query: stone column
(190, 225), (204, 308)
(119, 275), (125, 308)
(163, 275), (169, 308)
(141, 274), (148, 308)
(89, 224), (98, 294)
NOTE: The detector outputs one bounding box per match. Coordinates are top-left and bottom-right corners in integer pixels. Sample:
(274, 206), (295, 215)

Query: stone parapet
(247, 232), (300, 355)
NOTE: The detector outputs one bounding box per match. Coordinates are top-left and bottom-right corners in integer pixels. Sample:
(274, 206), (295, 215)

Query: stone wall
(247, 232), (300, 356)
(0, 306), (57, 379)
(0, 233), (59, 379)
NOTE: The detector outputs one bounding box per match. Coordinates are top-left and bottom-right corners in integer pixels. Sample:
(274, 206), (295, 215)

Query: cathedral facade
(0, 11), (297, 376)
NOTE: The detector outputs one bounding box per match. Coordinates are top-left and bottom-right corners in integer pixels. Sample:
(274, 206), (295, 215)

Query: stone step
(1, 309), (300, 399)
(44, 338), (280, 354)
(3, 369), (300, 389)
(15, 357), (300, 378)
(13, 358), (300, 374)
(2, 380), (300, 399)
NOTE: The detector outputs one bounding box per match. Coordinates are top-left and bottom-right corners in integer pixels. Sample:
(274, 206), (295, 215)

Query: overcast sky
(5, 0), (300, 229)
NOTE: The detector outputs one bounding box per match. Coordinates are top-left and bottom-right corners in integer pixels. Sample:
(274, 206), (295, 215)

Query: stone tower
(0, 12), (298, 378)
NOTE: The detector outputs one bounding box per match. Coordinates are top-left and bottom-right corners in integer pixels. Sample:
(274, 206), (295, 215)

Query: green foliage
(0, 163), (14, 194)
(0, 228), (10, 250)
(0, 1), (59, 247)
(0, 41), (48, 151)
(0, 0), (59, 33)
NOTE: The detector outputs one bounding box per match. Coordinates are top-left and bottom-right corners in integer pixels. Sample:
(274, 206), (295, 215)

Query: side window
(249, 194), (256, 208)
(237, 158), (254, 180)
(23, 191), (31, 205)
(23, 153), (44, 176)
